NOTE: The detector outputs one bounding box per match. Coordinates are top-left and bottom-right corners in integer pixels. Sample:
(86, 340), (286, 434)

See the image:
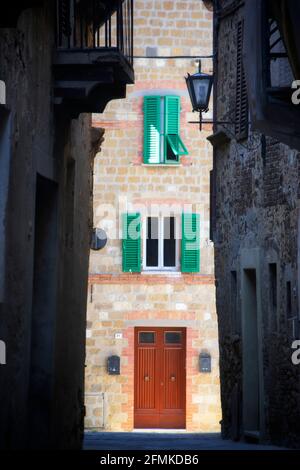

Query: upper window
(143, 95), (188, 165)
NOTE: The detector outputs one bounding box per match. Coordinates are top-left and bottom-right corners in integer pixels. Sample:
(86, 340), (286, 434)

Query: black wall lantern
(185, 60), (213, 130)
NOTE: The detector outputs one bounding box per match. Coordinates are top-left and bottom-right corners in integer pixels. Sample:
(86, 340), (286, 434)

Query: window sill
(142, 271), (182, 276)
(142, 164), (182, 168)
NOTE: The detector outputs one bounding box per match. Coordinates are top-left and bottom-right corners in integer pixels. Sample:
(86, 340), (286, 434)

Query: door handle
(170, 375), (176, 382)
(144, 375), (150, 382)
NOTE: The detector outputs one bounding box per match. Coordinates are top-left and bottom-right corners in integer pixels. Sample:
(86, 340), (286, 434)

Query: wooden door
(134, 327), (186, 429)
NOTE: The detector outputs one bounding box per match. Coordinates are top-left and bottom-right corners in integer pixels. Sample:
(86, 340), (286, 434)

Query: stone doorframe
(240, 248), (266, 441)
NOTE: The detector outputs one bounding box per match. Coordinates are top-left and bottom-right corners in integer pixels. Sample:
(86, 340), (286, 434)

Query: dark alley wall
(210, 0), (300, 448)
(0, 2), (100, 449)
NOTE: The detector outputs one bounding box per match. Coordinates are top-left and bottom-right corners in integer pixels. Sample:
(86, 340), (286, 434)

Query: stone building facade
(85, 0), (221, 432)
(0, 1), (133, 449)
(210, 0), (300, 448)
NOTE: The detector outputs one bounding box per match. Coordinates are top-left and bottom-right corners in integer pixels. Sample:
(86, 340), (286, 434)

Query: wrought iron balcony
(53, 0), (134, 116)
(244, 0), (300, 150)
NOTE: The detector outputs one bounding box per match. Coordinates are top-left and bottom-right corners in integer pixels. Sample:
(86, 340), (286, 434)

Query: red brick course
(89, 273), (215, 285)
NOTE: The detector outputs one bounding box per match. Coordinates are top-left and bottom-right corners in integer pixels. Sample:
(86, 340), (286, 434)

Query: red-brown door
(134, 327), (186, 429)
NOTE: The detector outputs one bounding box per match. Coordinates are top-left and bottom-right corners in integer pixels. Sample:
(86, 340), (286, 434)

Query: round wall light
(90, 228), (107, 251)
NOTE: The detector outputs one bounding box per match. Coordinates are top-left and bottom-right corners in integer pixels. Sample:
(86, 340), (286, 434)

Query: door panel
(136, 348), (157, 410)
(163, 348), (184, 410)
(134, 327), (186, 429)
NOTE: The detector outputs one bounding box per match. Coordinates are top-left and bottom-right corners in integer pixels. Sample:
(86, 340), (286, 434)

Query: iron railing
(56, 0), (134, 66)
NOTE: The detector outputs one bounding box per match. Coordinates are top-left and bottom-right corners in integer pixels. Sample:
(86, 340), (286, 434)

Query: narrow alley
(0, 0), (300, 459)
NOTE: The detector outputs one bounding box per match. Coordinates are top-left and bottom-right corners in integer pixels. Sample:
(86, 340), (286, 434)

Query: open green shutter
(164, 96), (188, 163)
(143, 96), (161, 164)
(122, 213), (141, 273)
(166, 135), (188, 156)
(181, 213), (200, 273)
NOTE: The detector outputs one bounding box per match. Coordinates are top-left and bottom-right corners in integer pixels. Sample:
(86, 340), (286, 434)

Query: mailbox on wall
(107, 355), (120, 375)
(199, 352), (211, 373)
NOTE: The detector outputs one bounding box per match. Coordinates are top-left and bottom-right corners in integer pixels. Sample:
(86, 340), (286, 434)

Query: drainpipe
(210, 0), (220, 242)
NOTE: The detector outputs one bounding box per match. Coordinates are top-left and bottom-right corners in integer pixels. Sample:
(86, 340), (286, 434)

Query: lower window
(144, 216), (179, 271)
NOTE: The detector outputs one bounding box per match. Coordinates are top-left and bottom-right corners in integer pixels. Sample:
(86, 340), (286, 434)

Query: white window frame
(159, 97), (165, 163)
(142, 214), (181, 272)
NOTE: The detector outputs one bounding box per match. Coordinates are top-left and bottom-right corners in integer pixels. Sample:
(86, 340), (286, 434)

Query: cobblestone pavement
(84, 432), (286, 450)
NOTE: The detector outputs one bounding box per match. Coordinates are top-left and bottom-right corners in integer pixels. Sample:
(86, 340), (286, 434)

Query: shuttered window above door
(122, 212), (200, 274)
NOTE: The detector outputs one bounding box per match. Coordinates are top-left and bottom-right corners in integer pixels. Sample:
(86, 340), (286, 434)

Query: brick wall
(85, 278), (221, 431)
(85, 0), (221, 432)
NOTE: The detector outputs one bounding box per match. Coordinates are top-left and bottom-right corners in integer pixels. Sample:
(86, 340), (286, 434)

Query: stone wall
(0, 3), (99, 449)
(212, 0), (300, 448)
(85, 0), (222, 432)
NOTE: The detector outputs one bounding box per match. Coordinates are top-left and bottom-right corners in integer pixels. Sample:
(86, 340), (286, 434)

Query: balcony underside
(53, 48), (134, 117)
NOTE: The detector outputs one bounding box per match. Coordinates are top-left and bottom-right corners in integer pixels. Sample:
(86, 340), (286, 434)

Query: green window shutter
(235, 20), (248, 140)
(122, 213), (141, 273)
(166, 135), (188, 156)
(164, 96), (188, 163)
(165, 95), (180, 135)
(143, 96), (161, 164)
(181, 213), (200, 273)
